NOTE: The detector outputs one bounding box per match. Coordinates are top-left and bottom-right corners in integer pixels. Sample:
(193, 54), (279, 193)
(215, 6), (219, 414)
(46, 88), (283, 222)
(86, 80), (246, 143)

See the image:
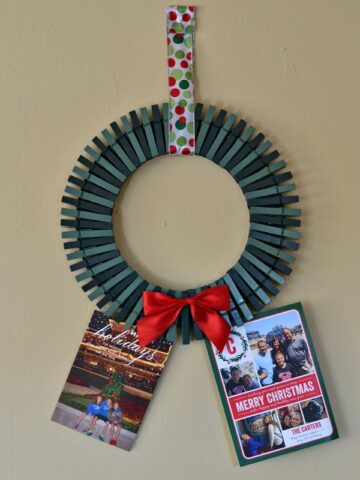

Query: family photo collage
(207, 304), (338, 465)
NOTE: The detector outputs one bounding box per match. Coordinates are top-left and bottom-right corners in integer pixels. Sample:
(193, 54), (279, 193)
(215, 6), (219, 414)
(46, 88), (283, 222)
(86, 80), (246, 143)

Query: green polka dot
(188, 103), (194, 113)
(172, 69), (183, 80)
(170, 131), (176, 142)
(176, 136), (187, 146)
(183, 90), (192, 99)
(179, 79), (189, 89)
(173, 23), (184, 33)
(175, 50), (185, 59)
(185, 71), (192, 80)
(169, 98), (175, 108)
(187, 121), (194, 134)
(175, 120), (186, 130)
(168, 45), (174, 55)
(173, 34), (184, 44)
(185, 25), (194, 33)
(177, 6), (186, 13)
(179, 99), (187, 107)
(184, 37), (192, 48)
(169, 111), (174, 120)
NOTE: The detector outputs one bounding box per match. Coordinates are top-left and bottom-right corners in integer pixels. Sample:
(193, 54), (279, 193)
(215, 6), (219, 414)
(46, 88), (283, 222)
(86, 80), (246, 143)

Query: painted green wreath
(61, 103), (301, 344)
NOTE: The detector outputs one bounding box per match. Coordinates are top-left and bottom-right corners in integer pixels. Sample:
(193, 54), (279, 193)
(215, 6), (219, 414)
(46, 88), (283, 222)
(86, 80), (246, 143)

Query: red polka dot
(180, 60), (188, 68)
(168, 77), (176, 86)
(186, 52), (192, 60)
(182, 148), (191, 155)
(182, 13), (190, 22)
(170, 88), (180, 97)
(169, 28), (176, 34)
(178, 116), (186, 123)
(167, 37), (170, 45)
(189, 6), (195, 12)
(189, 138), (195, 147)
(175, 106), (185, 115)
(169, 145), (177, 154)
(168, 58), (175, 67)
(169, 11), (177, 21)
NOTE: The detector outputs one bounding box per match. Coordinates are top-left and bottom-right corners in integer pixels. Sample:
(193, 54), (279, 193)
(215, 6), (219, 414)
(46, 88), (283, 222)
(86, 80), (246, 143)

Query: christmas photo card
(206, 303), (338, 466)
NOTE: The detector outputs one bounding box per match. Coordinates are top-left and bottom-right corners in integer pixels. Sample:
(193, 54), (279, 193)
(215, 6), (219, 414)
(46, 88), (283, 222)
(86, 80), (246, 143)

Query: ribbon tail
(190, 305), (230, 352)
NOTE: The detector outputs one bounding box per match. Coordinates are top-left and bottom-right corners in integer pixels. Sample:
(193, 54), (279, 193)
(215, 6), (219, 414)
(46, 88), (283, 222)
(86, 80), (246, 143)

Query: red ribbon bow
(137, 285), (230, 351)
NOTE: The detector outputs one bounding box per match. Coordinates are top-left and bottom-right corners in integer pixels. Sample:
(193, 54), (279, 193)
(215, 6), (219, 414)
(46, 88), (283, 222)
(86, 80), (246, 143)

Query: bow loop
(190, 286), (230, 311)
(137, 286), (230, 351)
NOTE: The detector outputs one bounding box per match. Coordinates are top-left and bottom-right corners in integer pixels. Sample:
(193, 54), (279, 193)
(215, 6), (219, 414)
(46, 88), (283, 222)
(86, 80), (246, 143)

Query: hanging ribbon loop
(137, 285), (231, 351)
(166, 5), (196, 155)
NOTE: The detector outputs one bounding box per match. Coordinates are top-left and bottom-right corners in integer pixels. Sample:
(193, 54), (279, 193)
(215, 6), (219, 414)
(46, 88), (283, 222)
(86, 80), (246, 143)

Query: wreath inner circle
(111, 154), (250, 291)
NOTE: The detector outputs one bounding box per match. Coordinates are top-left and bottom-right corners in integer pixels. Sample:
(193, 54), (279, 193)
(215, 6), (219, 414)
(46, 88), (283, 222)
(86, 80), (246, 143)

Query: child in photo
(226, 366), (246, 396)
(263, 414), (284, 450)
(99, 401), (123, 445)
(240, 433), (264, 458)
(74, 395), (102, 431)
(86, 398), (112, 437)
(242, 374), (260, 391)
(273, 352), (298, 382)
(96, 398), (113, 440)
(108, 401), (123, 446)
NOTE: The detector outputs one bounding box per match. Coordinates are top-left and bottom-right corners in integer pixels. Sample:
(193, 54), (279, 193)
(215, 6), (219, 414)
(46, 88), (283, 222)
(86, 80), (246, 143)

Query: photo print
(52, 311), (172, 451)
(206, 303), (339, 465)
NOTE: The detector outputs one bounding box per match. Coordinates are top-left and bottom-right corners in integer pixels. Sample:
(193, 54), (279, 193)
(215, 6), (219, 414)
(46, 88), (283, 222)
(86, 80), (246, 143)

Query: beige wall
(1, 1), (359, 478)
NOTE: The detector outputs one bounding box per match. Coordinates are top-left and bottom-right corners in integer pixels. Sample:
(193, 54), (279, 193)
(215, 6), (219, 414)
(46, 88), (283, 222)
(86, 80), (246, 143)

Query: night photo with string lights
(52, 311), (172, 451)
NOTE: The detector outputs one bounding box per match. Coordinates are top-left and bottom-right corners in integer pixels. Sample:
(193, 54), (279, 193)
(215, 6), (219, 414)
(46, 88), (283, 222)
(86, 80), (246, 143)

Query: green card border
(205, 301), (339, 466)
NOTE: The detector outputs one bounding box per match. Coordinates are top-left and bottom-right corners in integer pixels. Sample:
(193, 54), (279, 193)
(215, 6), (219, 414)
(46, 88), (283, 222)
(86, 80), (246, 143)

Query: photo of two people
(278, 403), (304, 430)
(220, 361), (259, 397)
(238, 411), (285, 458)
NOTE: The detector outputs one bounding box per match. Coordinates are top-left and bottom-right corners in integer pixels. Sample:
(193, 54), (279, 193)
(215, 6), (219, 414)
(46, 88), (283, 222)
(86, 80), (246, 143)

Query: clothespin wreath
(60, 5), (301, 347)
(54, 7), (341, 466)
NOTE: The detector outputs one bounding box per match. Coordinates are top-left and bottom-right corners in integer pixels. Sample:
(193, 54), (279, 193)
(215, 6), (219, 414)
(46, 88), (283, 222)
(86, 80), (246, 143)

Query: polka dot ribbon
(167, 5), (196, 155)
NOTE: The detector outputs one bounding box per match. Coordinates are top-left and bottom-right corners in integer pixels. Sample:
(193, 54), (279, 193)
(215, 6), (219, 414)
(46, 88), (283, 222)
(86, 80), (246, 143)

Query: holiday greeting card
(206, 303), (338, 466)
(52, 311), (172, 450)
